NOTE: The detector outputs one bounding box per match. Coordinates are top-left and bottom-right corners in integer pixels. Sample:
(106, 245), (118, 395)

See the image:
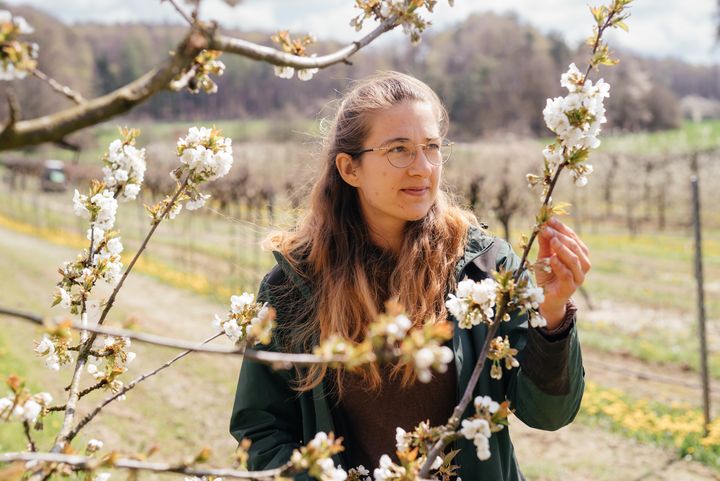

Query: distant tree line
(2, 5), (716, 140)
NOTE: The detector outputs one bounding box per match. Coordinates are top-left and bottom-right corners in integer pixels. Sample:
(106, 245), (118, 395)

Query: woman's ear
(335, 152), (360, 187)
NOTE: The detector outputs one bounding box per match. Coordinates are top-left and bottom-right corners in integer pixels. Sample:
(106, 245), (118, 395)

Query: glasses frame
(351, 140), (454, 168)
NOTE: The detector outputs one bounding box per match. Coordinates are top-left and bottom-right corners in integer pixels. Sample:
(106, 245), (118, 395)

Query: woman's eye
(427, 143), (441, 151)
(388, 145), (410, 154)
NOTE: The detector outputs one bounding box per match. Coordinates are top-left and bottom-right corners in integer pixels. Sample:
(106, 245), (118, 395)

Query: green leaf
(614, 20), (629, 32)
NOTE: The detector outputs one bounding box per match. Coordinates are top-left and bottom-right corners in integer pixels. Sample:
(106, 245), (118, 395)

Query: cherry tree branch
(162, 0), (194, 26)
(31, 69), (85, 105)
(96, 175), (191, 329)
(0, 27), (209, 151)
(0, 452), (289, 480)
(23, 421), (37, 452)
(66, 332), (223, 442)
(0, 306), (347, 366)
(0, 15), (399, 152)
(208, 16), (396, 68)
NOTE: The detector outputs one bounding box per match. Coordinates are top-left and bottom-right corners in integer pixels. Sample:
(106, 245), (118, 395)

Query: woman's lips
(401, 187), (429, 196)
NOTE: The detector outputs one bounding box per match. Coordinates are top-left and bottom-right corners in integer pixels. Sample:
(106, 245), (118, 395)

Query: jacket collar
(454, 225), (495, 281)
(272, 224), (495, 297)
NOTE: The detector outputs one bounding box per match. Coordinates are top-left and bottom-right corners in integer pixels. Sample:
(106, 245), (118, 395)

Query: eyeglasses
(351, 140), (453, 168)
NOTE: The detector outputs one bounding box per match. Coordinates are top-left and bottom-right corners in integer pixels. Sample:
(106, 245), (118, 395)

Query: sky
(5, 0), (720, 66)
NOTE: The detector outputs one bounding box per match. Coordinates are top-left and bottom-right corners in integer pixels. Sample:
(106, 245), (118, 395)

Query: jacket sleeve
(229, 268), (305, 472)
(494, 238), (585, 431)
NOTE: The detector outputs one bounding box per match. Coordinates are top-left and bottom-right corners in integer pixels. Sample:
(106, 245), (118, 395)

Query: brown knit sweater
(332, 362), (457, 471)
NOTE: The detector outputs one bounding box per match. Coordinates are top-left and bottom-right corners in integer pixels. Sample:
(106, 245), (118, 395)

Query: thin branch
(161, 0), (194, 26)
(0, 452), (288, 480)
(5, 90), (20, 129)
(0, 306), (42, 323)
(514, 162), (567, 282)
(50, 222), (101, 450)
(583, 8), (621, 80)
(67, 332), (222, 442)
(0, 306), (347, 365)
(31, 69), (85, 105)
(52, 311), (89, 450)
(418, 311), (504, 477)
(208, 15), (397, 69)
(97, 175), (191, 329)
(53, 176), (193, 442)
(63, 379), (108, 396)
(23, 421), (37, 452)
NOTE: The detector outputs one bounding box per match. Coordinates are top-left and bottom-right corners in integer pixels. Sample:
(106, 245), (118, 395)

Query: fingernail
(545, 227), (557, 236)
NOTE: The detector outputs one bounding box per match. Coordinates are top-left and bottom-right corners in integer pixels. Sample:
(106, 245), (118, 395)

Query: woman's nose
(407, 147), (434, 176)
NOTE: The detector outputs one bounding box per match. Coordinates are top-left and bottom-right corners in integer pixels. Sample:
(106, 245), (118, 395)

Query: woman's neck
(365, 219), (405, 254)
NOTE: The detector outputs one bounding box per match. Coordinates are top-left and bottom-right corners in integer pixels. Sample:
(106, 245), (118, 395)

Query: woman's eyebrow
(380, 136), (441, 144)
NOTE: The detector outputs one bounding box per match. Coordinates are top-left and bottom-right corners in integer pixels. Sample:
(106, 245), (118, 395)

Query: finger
(548, 218), (589, 256)
(550, 255), (575, 287)
(551, 230), (591, 273)
(537, 225), (556, 259)
(551, 236), (584, 285)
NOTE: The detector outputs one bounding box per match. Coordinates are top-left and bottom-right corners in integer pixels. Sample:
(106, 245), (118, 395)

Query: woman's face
(340, 100), (443, 241)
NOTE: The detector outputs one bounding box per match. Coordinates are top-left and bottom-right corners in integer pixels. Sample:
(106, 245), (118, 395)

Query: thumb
(537, 225), (556, 259)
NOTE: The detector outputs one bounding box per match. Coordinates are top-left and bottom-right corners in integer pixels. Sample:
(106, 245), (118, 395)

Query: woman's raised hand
(534, 217), (591, 329)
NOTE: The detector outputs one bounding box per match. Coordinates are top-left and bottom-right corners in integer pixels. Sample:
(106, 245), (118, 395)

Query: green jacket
(230, 228), (585, 480)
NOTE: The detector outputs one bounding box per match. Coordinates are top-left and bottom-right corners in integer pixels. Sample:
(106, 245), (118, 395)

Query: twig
(66, 332), (222, 442)
(209, 16), (396, 69)
(51, 224), (99, 451)
(514, 163), (567, 282)
(62, 378), (108, 395)
(97, 175), (191, 329)
(418, 308), (505, 477)
(31, 69), (84, 104)
(0, 306), (41, 323)
(6, 90), (21, 129)
(161, 0), (194, 26)
(23, 421), (37, 452)
(583, 7), (621, 80)
(0, 452), (288, 480)
(629, 457), (679, 481)
(0, 307), (347, 365)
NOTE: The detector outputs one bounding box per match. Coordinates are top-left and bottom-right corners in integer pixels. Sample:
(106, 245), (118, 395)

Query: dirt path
(512, 419), (720, 481)
(1, 224), (718, 480)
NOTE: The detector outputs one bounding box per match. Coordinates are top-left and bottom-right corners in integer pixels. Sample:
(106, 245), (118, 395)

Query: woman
(230, 71), (589, 480)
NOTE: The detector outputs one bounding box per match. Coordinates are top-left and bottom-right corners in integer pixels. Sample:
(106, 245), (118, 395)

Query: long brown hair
(267, 71), (476, 395)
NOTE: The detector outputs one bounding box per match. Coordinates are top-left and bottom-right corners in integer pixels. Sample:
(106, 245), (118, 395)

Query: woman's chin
(403, 206), (433, 222)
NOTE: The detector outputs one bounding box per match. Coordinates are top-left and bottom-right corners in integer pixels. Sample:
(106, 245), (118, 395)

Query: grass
(582, 229), (720, 318)
(601, 120), (720, 156)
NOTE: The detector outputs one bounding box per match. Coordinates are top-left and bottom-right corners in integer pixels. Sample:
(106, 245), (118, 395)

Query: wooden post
(690, 155), (711, 433)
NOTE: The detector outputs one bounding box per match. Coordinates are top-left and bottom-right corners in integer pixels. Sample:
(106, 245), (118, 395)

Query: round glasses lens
(387, 148), (414, 167)
(440, 144), (452, 163)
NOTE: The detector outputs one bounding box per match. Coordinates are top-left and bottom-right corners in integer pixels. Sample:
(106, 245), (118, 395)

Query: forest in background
(1, 2), (718, 144)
